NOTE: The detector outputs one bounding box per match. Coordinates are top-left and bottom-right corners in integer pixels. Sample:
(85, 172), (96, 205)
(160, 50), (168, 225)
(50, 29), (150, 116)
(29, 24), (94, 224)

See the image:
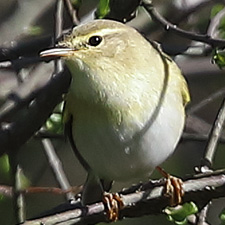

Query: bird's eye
(88, 35), (102, 46)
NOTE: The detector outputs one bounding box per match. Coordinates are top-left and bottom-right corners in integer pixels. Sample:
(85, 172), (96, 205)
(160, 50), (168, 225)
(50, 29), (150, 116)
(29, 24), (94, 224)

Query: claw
(156, 166), (184, 206)
(103, 192), (124, 221)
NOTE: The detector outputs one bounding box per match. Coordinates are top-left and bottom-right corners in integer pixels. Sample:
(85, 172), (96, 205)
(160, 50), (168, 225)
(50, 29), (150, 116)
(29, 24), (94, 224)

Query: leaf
(71, 0), (82, 9)
(0, 154), (10, 174)
(213, 49), (225, 69)
(164, 202), (198, 224)
(96, 0), (110, 19)
(211, 4), (225, 18)
(46, 113), (64, 134)
(26, 26), (43, 36)
(16, 166), (31, 191)
(220, 208), (225, 225)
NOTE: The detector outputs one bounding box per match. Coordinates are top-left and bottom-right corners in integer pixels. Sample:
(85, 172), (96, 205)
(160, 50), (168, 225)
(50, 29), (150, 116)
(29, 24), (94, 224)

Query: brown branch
(22, 170), (225, 225)
(0, 185), (82, 197)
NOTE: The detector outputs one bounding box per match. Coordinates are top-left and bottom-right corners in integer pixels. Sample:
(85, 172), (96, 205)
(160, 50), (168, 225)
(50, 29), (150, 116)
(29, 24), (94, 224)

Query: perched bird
(40, 19), (190, 208)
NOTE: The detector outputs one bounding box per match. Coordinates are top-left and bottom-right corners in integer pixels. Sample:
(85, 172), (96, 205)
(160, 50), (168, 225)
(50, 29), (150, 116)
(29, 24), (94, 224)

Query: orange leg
(156, 166), (184, 206)
(103, 192), (124, 221)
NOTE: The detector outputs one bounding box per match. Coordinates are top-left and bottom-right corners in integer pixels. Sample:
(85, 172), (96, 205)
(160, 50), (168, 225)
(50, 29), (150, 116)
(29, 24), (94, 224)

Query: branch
(22, 170), (225, 225)
(0, 36), (52, 62)
(42, 137), (75, 201)
(104, 0), (141, 22)
(0, 67), (71, 156)
(187, 86), (225, 114)
(182, 132), (225, 144)
(64, 0), (80, 25)
(0, 185), (82, 197)
(203, 98), (225, 167)
(142, 0), (225, 48)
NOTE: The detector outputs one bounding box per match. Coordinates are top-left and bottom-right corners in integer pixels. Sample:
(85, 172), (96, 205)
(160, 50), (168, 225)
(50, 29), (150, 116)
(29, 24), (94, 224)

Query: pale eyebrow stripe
(77, 27), (125, 38)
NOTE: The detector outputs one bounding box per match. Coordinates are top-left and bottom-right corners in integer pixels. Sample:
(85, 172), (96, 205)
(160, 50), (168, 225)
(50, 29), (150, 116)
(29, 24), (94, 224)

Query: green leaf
(218, 17), (225, 39)
(164, 202), (198, 224)
(213, 49), (225, 69)
(0, 154), (10, 174)
(211, 4), (224, 18)
(26, 26), (43, 36)
(96, 0), (110, 19)
(71, 0), (82, 9)
(220, 208), (225, 225)
(16, 166), (31, 191)
(46, 113), (63, 134)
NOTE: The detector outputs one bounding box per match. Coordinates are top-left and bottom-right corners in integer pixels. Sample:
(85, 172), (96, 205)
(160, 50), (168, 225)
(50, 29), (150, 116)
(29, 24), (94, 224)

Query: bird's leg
(103, 192), (124, 221)
(156, 166), (184, 206)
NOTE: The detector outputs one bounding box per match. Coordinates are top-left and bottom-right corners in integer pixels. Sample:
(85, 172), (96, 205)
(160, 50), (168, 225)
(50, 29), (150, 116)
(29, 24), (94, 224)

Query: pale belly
(72, 99), (185, 182)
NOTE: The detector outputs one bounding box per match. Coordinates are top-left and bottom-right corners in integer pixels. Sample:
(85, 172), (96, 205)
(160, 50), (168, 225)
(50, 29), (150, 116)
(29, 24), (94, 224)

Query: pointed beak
(40, 48), (75, 58)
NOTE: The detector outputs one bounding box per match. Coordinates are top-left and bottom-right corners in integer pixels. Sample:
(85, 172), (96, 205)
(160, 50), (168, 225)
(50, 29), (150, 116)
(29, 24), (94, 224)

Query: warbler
(40, 19), (190, 205)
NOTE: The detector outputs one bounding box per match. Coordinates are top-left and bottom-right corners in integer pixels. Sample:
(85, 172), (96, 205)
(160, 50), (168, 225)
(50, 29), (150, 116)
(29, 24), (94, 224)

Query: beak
(40, 48), (75, 58)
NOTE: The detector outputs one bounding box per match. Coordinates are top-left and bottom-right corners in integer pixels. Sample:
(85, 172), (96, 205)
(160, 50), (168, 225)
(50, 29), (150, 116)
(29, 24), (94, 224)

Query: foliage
(164, 202), (198, 225)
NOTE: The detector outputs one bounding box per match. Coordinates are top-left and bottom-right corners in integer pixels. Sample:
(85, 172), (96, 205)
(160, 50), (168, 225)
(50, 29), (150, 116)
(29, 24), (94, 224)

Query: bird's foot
(103, 192), (124, 221)
(156, 166), (184, 206)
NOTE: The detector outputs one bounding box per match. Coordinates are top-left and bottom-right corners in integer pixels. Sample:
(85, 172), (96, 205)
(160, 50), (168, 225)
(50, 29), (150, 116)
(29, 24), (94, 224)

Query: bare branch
(207, 7), (225, 38)
(42, 137), (75, 201)
(196, 204), (210, 225)
(0, 68), (71, 156)
(0, 185), (13, 198)
(187, 86), (225, 114)
(203, 98), (225, 167)
(0, 36), (52, 62)
(64, 0), (80, 25)
(15, 166), (26, 224)
(104, 0), (141, 22)
(142, 0), (225, 48)
(22, 170), (225, 225)
(182, 132), (225, 144)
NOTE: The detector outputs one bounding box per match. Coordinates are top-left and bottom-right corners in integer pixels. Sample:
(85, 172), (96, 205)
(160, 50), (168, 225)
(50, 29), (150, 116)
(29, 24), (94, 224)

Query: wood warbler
(40, 19), (190, 205)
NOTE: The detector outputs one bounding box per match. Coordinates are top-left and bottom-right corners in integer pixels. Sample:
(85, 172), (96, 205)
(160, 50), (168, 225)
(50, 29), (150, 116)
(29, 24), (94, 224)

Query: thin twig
(0, 185), (13, 197)
(15, 165), (26, 224)
(196, 204), (210, 225)
(182, 132), (225, 144)
(142, 0), (225, 48)
(54, 0), (64, 73)
(195, 98), (225, 223)
(0, 185), (82, 197)
(35, 131), (64, 139)
(25, 186), (82, 195)
(172, 0), (216, 25)
(203, 98), (225, 167)
(0, 68), (71, 156)
(187, 86), (225, 114)
(64, 0), (80, 25)
(207, 7), (225, 38)
(41, 0), (75, 203)
(42, 138), (75, 201)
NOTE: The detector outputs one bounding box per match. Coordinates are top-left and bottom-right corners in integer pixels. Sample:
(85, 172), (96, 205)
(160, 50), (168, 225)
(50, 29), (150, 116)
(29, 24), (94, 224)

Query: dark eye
(88, 36), (102, 46)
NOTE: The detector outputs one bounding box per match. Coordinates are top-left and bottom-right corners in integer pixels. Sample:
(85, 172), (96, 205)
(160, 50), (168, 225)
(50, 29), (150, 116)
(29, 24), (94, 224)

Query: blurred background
(0, 0), (225, 224)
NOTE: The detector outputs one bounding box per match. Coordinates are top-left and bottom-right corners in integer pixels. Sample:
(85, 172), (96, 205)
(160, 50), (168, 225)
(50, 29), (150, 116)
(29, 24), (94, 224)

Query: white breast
(72, 90), (185, 182)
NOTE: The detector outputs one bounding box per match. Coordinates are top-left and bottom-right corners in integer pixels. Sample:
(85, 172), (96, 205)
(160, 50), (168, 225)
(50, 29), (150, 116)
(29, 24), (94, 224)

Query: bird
(40, 19), (190, 212)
